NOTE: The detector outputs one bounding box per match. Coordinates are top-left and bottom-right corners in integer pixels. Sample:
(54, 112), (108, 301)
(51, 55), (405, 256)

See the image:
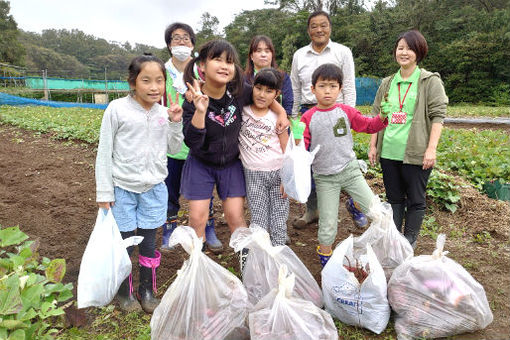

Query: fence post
(104, 67), (109, 104)
(43, 69), (49, 100)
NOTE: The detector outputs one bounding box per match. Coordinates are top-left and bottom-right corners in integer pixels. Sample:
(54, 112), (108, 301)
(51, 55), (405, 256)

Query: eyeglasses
(171, 35), (191, 43)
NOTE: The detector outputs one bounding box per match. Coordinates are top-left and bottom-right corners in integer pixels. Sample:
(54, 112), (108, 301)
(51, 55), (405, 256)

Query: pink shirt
(239, 106), (284, 171)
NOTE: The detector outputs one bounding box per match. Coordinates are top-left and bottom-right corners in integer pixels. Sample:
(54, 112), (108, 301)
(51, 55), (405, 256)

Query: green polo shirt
(381, 66), (421, 161)
(166, 72), (189, 160)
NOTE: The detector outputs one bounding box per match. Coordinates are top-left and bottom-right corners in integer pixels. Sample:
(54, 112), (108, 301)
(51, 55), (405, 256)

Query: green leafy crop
(0, 226), (73, 339)
(0, 106), (103, 144)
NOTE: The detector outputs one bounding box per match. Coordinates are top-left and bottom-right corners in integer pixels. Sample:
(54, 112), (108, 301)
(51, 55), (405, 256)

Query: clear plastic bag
(230, 226), (322, 307)
(280, 131), (320, 203)
(151, 226), (250, 340)
(249, 265), (338, 340)
(77, 209), (143, 308)
(388, 234), (493, 339)
(322, 235), (390, 334)
(356, 195), (414, 280)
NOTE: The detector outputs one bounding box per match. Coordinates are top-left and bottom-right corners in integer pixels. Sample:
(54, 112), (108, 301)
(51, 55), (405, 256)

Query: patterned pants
(244, 168), (289, 246)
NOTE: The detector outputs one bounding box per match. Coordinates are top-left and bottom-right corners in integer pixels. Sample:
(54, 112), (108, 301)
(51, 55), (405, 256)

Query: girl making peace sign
(95, 54), (183, 313)
(181, 40), (289, 254)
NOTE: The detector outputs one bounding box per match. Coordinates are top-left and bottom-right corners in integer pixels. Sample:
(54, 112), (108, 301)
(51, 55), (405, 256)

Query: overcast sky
(9, 0), (274, 48)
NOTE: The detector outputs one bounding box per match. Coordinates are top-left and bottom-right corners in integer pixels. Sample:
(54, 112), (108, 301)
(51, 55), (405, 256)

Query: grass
(419, 216), (442, 240)
(60, 305), (151, 339)
(444, 105), (510, 118)
(448, 224), (467, 239)
(472, 231), (493, 245)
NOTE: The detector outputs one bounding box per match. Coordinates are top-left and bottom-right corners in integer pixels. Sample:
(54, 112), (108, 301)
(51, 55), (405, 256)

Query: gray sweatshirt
(95, 96), (183, 202)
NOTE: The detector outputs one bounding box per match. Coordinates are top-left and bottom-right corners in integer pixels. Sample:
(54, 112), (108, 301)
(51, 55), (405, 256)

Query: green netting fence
(483, 180), (510, 201)
(24, 77), (130, 91)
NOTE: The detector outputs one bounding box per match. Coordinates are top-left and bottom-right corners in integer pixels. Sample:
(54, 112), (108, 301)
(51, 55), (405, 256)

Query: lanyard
(398, 82), (413, 111)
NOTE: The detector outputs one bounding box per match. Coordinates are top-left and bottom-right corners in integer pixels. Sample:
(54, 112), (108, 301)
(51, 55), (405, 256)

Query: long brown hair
(245, 35), (278, 79)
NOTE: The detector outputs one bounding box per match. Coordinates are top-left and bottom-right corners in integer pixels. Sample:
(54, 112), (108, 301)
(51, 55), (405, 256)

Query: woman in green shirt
(368, 30), (448, 248)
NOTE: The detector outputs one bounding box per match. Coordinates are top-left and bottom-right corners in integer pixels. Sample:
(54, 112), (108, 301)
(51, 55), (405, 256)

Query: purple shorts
(180, 155), (246, 201)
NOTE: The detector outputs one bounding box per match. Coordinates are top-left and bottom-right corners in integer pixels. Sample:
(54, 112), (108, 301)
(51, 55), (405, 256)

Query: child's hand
(167, 92), (183, 122)
(380, 101), (391, 117)
(187, 80), (208, 114)
(290, 118), (306, 140)
(184, 79), (204, 102)
(98, 202), (114, 210)
(380, 94), (391, 120)
(276, 115), (290, 135)
(280, 184), (288, 199)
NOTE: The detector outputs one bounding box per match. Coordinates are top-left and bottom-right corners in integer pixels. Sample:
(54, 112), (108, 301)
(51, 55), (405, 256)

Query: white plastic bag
(77, 209), (143, 308)
(249, 265), (338, 340)
(322, 235), (390, 334)
(230, 226), (322, 307)
(388, 234), (493, 339)
(281, 131), (320, 203)
(356, 195), (414, 280)
(151, 226), (250, 340)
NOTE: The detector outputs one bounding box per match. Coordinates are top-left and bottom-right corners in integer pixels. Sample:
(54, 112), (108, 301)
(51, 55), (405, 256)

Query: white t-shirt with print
(239, 106), (284, 171)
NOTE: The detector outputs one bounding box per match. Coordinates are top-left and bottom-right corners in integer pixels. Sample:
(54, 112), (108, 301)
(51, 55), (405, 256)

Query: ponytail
(183, 56), (200, 89)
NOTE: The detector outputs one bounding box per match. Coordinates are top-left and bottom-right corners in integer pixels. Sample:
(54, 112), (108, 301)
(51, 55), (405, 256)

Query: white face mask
(171, 45), (192, 62)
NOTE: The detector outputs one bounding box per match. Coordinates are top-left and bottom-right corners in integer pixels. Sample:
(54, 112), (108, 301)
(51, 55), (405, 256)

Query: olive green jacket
(371, 68), (448, 165)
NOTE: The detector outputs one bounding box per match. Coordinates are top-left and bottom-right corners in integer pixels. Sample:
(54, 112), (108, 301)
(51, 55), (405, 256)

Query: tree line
(1, 0), (509, 104)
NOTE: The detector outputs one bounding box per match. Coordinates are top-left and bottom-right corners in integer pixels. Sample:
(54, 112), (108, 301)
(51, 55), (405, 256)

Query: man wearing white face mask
(160, 23), (223, 253)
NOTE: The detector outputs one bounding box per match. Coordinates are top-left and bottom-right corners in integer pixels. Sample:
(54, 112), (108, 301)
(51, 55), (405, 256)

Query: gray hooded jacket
(96, 96), (183, 202)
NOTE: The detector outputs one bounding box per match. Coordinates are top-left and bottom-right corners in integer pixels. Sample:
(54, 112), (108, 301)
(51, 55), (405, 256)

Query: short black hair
(253, 68), (283, 91)
(164, 22), (196, 49)
(393, 30), (428, 63)
(127, 53), (166, 87)
(307, 10), (331, 27)
(311, 63), (343, 87)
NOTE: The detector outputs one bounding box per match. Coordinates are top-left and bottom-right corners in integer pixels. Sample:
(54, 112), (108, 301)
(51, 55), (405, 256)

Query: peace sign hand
(186, 80), (208, 115)
(167, 92), (183, 122)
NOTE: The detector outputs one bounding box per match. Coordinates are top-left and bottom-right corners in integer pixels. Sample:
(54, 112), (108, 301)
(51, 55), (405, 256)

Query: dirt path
(1, 123), (509, 339)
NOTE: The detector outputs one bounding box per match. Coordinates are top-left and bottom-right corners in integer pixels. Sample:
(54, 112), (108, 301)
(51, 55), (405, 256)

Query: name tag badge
(391, 111), (407, 124)
(333, 117), (347, 137)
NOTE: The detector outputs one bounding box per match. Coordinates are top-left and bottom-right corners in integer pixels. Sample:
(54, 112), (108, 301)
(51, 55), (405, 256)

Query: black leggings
(380, 158), (432, 212)
(121, 228), (157, 258)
